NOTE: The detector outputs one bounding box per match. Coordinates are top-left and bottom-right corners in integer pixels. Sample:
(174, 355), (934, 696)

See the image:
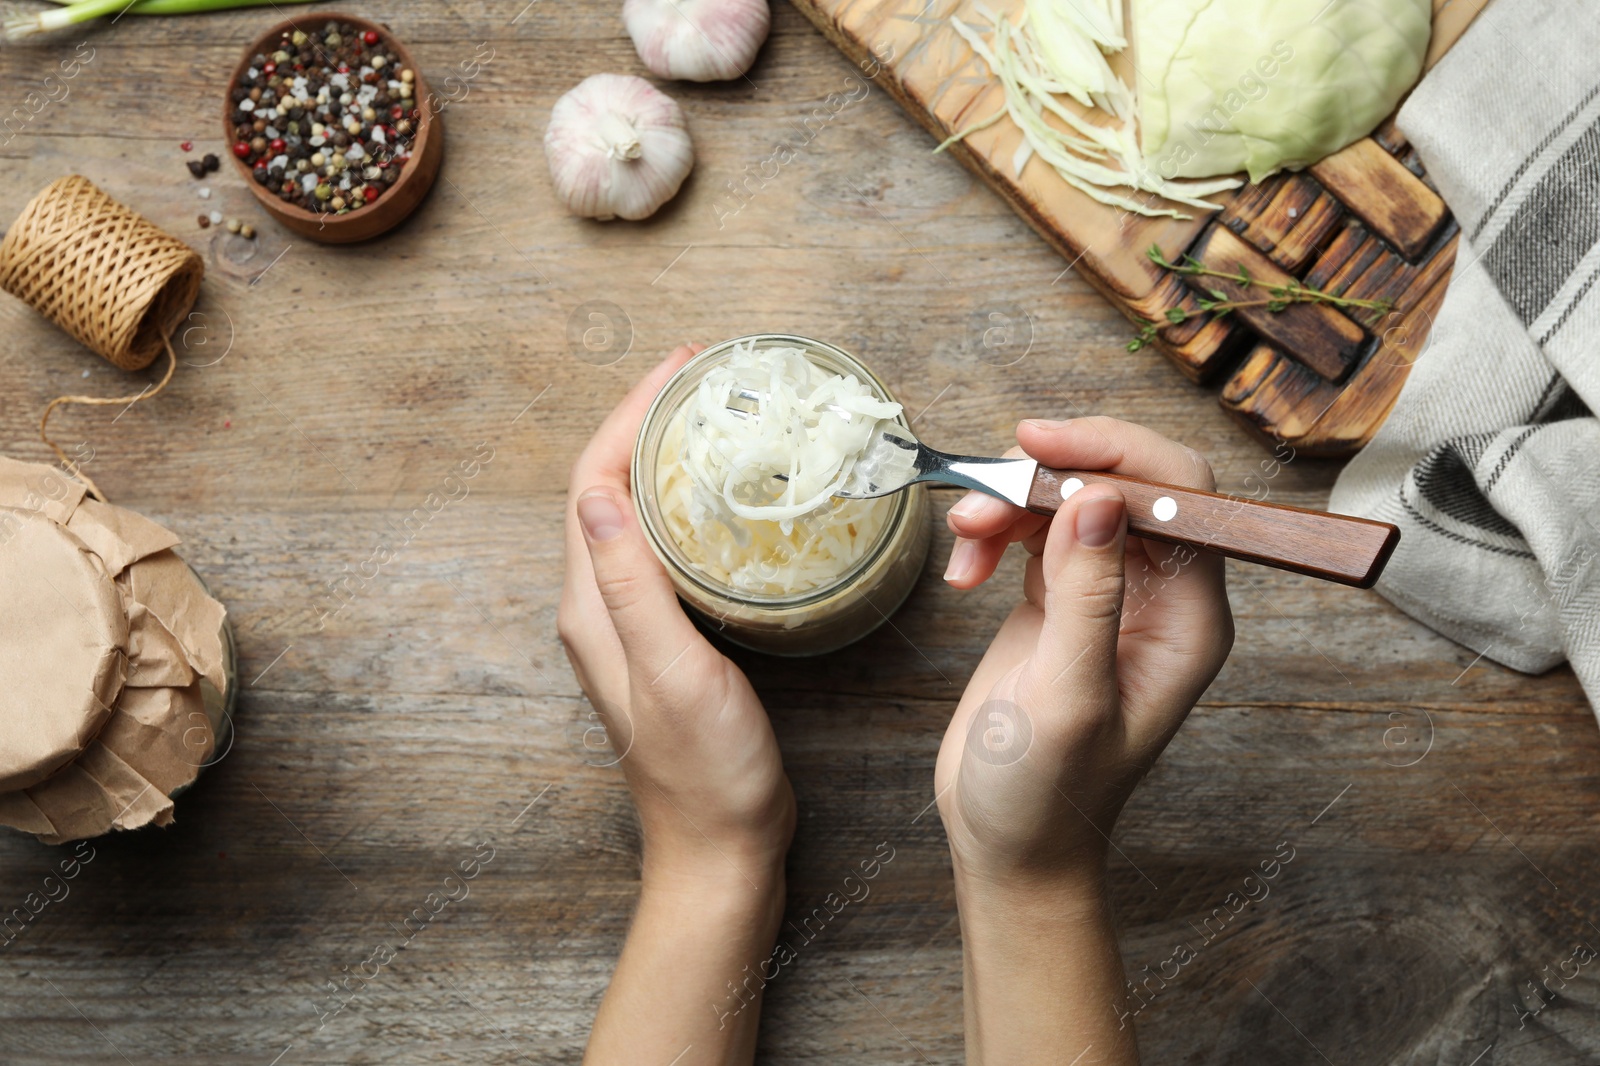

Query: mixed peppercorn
(186, 152), (221, 180)
(228, 20), (420, 216)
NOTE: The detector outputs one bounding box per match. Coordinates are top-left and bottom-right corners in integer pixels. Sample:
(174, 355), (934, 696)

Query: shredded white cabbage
(940, 0), (1241, 219)
(656, 340), (902, 596)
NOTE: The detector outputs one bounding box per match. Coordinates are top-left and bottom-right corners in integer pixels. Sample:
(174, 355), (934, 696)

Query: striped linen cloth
(1329, 0), (1600, 710)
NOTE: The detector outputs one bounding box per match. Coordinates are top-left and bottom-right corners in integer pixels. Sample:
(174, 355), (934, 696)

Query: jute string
(0, 175), (203, 502)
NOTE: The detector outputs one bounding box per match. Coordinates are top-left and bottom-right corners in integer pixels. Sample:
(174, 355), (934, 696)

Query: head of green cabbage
(1135, 0), (1432, 183)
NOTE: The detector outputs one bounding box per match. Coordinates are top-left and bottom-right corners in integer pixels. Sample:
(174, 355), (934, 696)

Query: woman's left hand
(559, 344), (795, 886)
(562, 345), (794, 1066)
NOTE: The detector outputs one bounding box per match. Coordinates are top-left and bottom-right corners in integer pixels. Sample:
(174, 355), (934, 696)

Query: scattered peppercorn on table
(0, 3), (1592, 1064)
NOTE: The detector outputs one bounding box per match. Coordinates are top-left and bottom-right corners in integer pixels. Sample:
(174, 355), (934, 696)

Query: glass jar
(174, 564), (238, 784)
(632, 334), (931, 656)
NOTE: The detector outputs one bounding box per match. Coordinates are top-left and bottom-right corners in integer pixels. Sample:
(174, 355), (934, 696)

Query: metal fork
(727, 388), (1398, 588)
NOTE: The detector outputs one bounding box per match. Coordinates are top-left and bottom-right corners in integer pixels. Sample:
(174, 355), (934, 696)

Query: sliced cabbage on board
(1134, 0), (1433, 183)
(944, 0), (1242, 220)
(944, 0), (1432, 215)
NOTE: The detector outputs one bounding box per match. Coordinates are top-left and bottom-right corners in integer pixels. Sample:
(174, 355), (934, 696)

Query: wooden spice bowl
(222, 11), (443, 244)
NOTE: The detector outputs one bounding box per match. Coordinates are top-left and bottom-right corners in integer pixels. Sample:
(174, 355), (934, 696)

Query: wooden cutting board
(788, 0), (1491, 456)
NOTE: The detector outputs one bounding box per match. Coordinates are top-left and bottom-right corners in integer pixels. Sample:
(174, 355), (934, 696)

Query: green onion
(7, 0), (129, 40)
(7, 0), (315, 40)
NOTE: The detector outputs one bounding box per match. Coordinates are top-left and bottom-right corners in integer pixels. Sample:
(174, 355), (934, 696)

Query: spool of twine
(0, 175), (204, 501)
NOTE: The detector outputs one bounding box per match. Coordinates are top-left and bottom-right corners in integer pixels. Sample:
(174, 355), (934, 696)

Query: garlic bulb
(544, 74), (695, 222)
(623, 0), (771, 82)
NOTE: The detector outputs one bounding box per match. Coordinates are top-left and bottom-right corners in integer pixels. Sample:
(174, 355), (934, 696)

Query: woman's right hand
(936, 416), (1234, 887)
(933, 417), (1235, 1065)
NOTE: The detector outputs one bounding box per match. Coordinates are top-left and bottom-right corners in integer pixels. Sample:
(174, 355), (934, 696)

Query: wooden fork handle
(1026, 467), (1400, 588)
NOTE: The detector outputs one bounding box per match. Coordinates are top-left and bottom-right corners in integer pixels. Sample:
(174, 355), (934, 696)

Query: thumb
(1019, 484), (1128, 712)
(575, 487), (704, 684)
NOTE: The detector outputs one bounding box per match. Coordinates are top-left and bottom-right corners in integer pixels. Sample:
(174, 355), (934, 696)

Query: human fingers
(944, 518), (1047, 588)
(945, 444), (1050, 588)
(1014, 416), (1216, 491)
(952, 491), (1160, 596)
(950, 417), (1215, 542)
(946, 417), (1213, 588)
(561, 346), (701, 671)
(1018, 416), (1224, 618)
(576, 486), (708, 691)
(1015, 484), (1128, 718)
(946, 446), (1034, 541)
(1001, 416), (1219, 567)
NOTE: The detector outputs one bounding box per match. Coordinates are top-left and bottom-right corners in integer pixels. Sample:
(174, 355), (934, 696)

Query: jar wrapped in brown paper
(0, 456), (234, 844)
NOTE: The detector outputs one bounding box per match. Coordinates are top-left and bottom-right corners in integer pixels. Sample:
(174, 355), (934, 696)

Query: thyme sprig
(1127, 244), (1394, 352)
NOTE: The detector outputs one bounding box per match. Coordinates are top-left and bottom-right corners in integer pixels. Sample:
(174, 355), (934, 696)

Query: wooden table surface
(2, 4), (1596, 1064)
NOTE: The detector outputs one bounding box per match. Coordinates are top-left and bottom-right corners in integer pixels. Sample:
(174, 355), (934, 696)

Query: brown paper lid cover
(0, 508), (127, 791)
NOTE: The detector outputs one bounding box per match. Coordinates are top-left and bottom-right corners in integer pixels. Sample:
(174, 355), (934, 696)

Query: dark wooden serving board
(789, 0), (1491, 456)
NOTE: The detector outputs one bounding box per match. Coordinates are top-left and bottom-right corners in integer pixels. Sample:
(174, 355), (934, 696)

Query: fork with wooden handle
(730, 389), (1400, 588)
